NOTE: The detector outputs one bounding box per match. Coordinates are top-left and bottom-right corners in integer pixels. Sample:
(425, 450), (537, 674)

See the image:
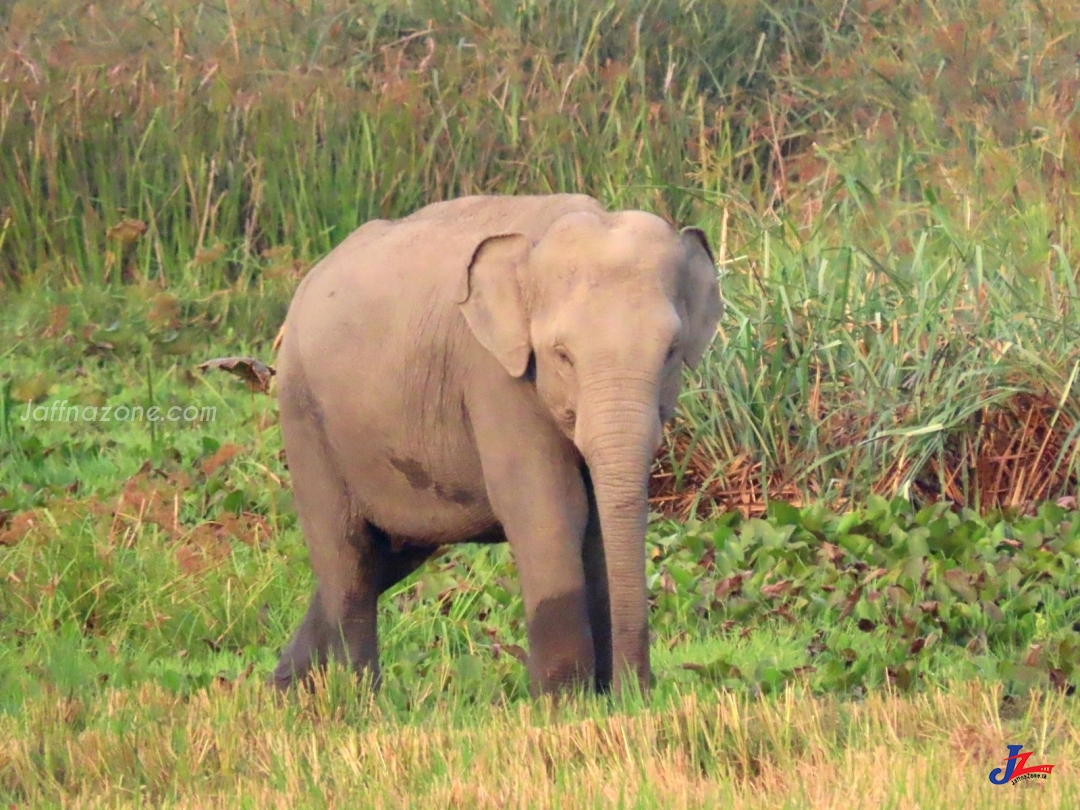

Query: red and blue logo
(988, 745), (1054, 785)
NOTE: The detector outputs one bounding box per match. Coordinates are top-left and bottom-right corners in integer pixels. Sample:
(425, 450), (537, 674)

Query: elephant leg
(272, 582), (377, 688)
(504, 508), (594, 696)
(580, 465), (613, 693)
(272, 410), (380, 691)
(369, 525), (438, 595)
(273, 524), (436, 691)
(512, 512), (595, 696)
(469, 397), (594, 695)
(272, 526), (381, 690)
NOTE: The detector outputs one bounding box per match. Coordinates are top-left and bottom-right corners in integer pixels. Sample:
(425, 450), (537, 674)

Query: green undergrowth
(2, 281), (1080, 711)
(3, 452), (1080, 714)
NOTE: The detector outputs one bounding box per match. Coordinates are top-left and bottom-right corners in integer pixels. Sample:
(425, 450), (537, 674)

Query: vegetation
(2, 0), (1080, 805)
(3, 678), (1078, 807)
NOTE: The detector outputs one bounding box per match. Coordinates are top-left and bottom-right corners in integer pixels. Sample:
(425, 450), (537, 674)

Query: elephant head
(455, 209), (723, 695)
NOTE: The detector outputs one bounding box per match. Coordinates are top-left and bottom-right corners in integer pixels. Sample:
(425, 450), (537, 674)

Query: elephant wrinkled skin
(272, 194), (723, 698)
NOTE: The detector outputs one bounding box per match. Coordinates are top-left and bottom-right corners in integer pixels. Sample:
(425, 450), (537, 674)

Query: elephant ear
(455, 233), (533, 378)
(678, 226), (724, 367)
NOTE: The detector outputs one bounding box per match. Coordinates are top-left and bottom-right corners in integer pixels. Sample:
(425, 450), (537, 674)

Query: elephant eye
(554, 345), (574, 368)
(665, 344), (678, 363)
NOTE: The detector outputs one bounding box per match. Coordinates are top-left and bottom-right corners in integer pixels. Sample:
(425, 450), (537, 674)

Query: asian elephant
(271, 194), (723, 698)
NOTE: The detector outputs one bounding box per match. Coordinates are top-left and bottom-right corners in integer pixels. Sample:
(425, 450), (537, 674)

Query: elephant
(271, 193), (723, 698)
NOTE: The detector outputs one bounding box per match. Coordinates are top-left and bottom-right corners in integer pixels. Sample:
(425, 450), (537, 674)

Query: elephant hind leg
(368, 523), (438, 595)
(271, 564), (380, 694)
(272, 394), (380, 690)
(272, 516), (382, 691)
(272, 524), (438, 691)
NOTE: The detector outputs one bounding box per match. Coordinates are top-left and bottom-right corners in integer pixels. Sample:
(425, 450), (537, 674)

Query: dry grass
(0, 678), (1074, 808)
(651, 432), (805, 520)
(653, 387), (1080, 520)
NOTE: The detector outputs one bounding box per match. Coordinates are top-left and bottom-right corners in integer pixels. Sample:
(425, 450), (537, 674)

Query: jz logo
(988, 744), (1054, 785)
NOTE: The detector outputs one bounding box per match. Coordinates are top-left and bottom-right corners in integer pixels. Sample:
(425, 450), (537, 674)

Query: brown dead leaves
(3, 454), (268, 580)
(650, 389), (1079, 520)
(198, 356), (276, 394)
(0, 499), (104, 547)
(175, 514), (269, 577)
(937, 391), (1078, 510)
(0, 510), (42, 546)
(105, 218), (147, 245)
(41, 304), (70, 339)
(650, 432), (804, 520)
(109, 465), (269, 577)
(200, 443), (244, 476)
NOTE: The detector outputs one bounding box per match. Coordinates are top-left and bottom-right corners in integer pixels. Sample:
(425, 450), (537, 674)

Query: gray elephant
(271, 194), (723, 698)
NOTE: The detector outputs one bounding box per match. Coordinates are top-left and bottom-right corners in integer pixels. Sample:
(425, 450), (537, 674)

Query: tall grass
(2, 0), (1079, 511)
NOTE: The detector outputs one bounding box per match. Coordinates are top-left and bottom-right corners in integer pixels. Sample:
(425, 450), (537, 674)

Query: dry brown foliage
(652, 390), (1079, 519)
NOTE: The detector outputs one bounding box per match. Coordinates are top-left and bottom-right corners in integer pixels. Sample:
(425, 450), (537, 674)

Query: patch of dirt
(0, 510), (43, 546)
(200, 443), (245, 476)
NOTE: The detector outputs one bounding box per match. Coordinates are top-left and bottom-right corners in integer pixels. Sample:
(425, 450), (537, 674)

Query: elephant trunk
(577, 376), (661, 697)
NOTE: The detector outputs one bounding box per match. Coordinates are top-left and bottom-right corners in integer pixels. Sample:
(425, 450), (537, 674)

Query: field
(2, 0), (1080, 806)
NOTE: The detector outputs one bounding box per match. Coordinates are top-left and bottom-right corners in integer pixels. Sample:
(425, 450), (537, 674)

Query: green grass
(2, 0), (1080, 805)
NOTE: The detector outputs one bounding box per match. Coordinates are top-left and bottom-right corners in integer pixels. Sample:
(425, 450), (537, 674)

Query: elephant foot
(269, 645), (317, 692)
(527, 590), (596, 696)
(271, 587), (381, 692)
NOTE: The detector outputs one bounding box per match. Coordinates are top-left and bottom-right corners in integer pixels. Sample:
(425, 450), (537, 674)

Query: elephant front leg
(523, 581), (594, 694)
(500, 483), (595, 695)
(471, 406), (595, 695)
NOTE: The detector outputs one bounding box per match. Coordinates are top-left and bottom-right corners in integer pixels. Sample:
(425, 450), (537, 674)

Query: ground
(1, 0), (1079, 806)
